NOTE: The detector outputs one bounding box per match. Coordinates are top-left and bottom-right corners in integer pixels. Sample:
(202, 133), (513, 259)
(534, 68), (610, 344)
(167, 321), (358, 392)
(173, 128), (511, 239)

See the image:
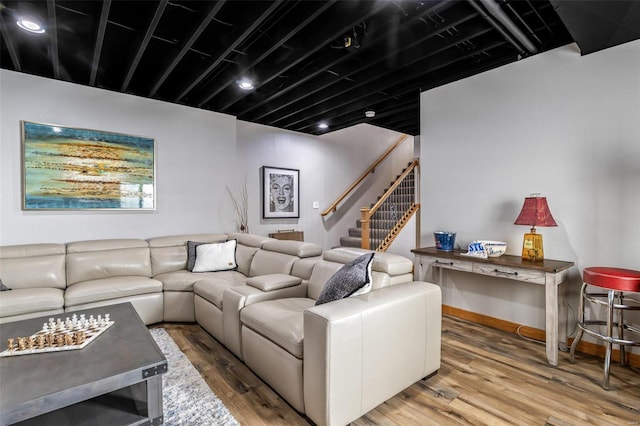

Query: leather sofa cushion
(249, 250), (296, 277)
(66, 238), (148, 253)
(236, 244), (259, 277)
(66, 242), (152, 285)
(246, 274), (302, 291)
(193, 276), (247, 309)
(261, 240), (322, 258)
(240, 298), (315, 359)
(64, 276), (162, 307)
(0, 244), (66, 290)
(228, 233), (273, 248)
(307, 261), (343, 300)
(323, 247), (413, 276)
(154, 270), (244, 292)
(291, 256), (321, 281)
(0, 288), (64, 317)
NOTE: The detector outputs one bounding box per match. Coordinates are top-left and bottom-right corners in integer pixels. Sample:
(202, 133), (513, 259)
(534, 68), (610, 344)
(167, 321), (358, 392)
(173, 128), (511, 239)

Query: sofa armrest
(303, 281), (441, 426)
(246, 274), (302, 291)
(222, 283), (308, 359)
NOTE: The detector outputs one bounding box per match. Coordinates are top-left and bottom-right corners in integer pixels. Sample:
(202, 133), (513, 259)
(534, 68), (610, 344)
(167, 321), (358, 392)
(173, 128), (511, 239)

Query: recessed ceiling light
(237, 79), (254, 90)
(318, 122), (329, 130)
(365, 110), (375, 118)
(16, 18), (45, 34)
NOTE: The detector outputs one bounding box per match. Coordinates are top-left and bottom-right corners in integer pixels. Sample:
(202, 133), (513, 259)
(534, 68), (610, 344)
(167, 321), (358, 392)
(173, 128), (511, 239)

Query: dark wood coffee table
(0, 303), (167, 425)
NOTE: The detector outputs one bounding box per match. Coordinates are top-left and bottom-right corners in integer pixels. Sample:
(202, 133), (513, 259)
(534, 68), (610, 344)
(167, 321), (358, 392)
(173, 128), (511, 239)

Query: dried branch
(226, 175), (249, 233)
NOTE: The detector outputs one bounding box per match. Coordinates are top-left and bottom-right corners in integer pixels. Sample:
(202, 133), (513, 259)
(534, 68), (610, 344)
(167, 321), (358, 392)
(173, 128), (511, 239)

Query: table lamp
(514, 194), (557, 261)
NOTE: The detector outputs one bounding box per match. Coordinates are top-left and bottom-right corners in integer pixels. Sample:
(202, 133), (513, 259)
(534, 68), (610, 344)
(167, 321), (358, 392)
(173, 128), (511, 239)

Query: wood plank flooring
(160, 315), (640, 425)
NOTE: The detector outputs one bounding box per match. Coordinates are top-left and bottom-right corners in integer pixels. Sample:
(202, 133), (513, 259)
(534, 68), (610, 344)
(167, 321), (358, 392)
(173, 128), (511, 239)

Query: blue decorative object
(434, 231), (456, 251)
(462, 240), (508, 258)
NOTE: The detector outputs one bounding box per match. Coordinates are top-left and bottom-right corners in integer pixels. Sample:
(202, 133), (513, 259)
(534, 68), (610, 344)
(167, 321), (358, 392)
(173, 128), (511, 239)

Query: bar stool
(570, 267), (640, 389)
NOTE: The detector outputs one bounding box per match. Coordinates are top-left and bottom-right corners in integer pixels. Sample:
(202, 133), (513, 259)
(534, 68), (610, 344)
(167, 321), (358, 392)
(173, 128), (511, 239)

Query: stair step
(338, 236), (384, 249)
(348, 227), (362, 237)
(339, 236), (362, 248)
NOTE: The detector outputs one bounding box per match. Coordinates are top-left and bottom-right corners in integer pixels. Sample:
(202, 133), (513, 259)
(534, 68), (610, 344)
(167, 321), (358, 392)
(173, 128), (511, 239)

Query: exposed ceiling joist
(89, 0), (111, 86)
(1, 1), (634, 136)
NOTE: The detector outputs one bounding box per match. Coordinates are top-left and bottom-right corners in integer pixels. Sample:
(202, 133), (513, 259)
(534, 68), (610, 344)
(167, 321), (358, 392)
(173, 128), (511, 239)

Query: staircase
(338, 160), (419, 251)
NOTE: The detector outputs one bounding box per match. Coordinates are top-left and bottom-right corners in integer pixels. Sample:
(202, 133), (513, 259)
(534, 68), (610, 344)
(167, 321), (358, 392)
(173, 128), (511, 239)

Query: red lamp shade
(514, 196), (557, 228)
(514, 195), (557, 261)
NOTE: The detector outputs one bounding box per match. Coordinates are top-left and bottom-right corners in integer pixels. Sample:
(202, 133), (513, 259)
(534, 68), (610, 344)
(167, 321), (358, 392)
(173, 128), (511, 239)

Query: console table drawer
(421, 256), (473, 272)
(472, 263), (545, 284)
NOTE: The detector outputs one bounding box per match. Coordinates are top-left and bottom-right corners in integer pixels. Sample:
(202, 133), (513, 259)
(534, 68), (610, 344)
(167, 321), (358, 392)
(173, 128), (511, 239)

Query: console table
(412, 247), (574, 366)
(268, 230), (304, 241)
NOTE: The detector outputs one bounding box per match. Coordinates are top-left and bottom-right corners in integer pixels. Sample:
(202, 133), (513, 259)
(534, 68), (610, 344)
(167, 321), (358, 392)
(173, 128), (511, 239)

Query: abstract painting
(262, 166), (299, 219)
(21, 121), (155, 210)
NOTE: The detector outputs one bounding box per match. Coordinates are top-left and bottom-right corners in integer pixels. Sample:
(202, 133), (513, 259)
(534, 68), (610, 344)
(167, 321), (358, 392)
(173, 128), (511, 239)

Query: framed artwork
(21, 121), (156, 210)
(262, 166), (299, 219)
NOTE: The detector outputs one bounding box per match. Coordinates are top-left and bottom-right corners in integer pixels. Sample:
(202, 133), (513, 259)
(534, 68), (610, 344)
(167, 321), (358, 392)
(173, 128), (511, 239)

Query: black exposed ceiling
(0, 1), (635, 136)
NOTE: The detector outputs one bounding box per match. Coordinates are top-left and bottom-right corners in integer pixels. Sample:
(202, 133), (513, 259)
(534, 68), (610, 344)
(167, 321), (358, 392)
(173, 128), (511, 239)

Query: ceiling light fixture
(318, 122), (329, 130)
(237, 79), (254, 90)
(16, 18), (45, 34)
(365, 110), (375, 118)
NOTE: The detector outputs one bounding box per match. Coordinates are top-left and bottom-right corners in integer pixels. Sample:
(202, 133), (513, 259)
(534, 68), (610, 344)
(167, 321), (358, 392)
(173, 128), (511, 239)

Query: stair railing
(360, 159), (420, 251)
(321, 134), (408, 217)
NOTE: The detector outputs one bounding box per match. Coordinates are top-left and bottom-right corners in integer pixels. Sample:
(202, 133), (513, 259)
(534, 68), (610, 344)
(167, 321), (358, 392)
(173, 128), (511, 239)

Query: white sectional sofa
(0, 233), (441, 426)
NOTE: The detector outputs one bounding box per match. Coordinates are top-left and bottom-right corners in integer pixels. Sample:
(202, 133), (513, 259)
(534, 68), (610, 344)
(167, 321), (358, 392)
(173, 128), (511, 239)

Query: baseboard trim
(442, 304), (639, 367)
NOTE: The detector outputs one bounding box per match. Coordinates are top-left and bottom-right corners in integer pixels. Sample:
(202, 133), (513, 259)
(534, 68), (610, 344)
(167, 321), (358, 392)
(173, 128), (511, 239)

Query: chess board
(0, 313), (114, 357)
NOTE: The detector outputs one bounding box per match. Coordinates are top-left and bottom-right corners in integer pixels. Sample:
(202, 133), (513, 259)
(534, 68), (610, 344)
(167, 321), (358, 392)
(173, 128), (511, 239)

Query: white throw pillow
(192, 240), (237, 273)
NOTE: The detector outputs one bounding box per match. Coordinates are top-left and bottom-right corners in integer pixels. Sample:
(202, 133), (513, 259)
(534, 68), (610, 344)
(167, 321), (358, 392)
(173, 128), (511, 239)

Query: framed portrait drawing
(262, 166), (299, 219)
(21, 121), (155, 210)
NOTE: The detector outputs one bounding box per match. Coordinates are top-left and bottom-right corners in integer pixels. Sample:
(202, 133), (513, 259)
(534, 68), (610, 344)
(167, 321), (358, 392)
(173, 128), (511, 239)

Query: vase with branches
(226, 176), (249, 233)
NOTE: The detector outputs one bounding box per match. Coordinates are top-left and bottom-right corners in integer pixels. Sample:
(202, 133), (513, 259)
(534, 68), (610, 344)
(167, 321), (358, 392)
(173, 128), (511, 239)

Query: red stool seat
(583, 267), (640, 292)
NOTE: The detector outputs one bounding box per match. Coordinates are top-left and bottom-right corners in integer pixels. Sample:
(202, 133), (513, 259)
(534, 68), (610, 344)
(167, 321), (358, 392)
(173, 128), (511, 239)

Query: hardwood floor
(160, 316), (640, 425)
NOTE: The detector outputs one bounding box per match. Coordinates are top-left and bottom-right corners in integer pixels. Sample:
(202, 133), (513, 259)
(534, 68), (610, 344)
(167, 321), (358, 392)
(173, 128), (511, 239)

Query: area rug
(150, 328), (239, 426)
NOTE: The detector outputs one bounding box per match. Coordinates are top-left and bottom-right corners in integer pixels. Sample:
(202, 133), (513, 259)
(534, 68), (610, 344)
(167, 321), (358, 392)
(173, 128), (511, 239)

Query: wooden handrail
(321, 134), (408, 216)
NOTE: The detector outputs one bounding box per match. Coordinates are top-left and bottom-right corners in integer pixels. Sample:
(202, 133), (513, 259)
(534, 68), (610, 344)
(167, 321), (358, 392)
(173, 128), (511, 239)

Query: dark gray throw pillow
(315, 253), (375, 306)
(0, 278), (10, 291)
(187, 241), (206, 272)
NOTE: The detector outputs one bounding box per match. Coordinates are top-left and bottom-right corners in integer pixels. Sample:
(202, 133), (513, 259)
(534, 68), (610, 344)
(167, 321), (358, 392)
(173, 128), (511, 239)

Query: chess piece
(37, 335), (46, 349)
(64, 334), (74, 346)
(56, 334), (65, 347)
(46, 333), (55, 347)
(7, 338), (14, 351)
(18, 337), (27, 350)
(27, 337), (36, 349)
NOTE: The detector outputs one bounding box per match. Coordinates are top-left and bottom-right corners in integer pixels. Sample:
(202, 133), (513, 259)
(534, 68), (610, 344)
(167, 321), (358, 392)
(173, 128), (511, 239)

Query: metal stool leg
(603, 290), (615, 390)
(570, 282), (587, 363)
(618, 291), (627, 367)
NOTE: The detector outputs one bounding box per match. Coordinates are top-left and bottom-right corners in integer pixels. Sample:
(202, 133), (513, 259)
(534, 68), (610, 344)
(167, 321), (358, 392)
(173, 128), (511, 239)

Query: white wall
(0, 69), (238, 244)
(0, 70), (415, 251)
(420, 41), (640, 340)
(234, 120), (327, 245)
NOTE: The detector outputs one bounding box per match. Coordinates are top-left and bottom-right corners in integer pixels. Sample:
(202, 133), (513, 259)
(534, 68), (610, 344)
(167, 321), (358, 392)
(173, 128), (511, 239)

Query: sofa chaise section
(64, 239), (163, 325)
(236, 247), (442, 426)
(0, 244), (66, 324)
